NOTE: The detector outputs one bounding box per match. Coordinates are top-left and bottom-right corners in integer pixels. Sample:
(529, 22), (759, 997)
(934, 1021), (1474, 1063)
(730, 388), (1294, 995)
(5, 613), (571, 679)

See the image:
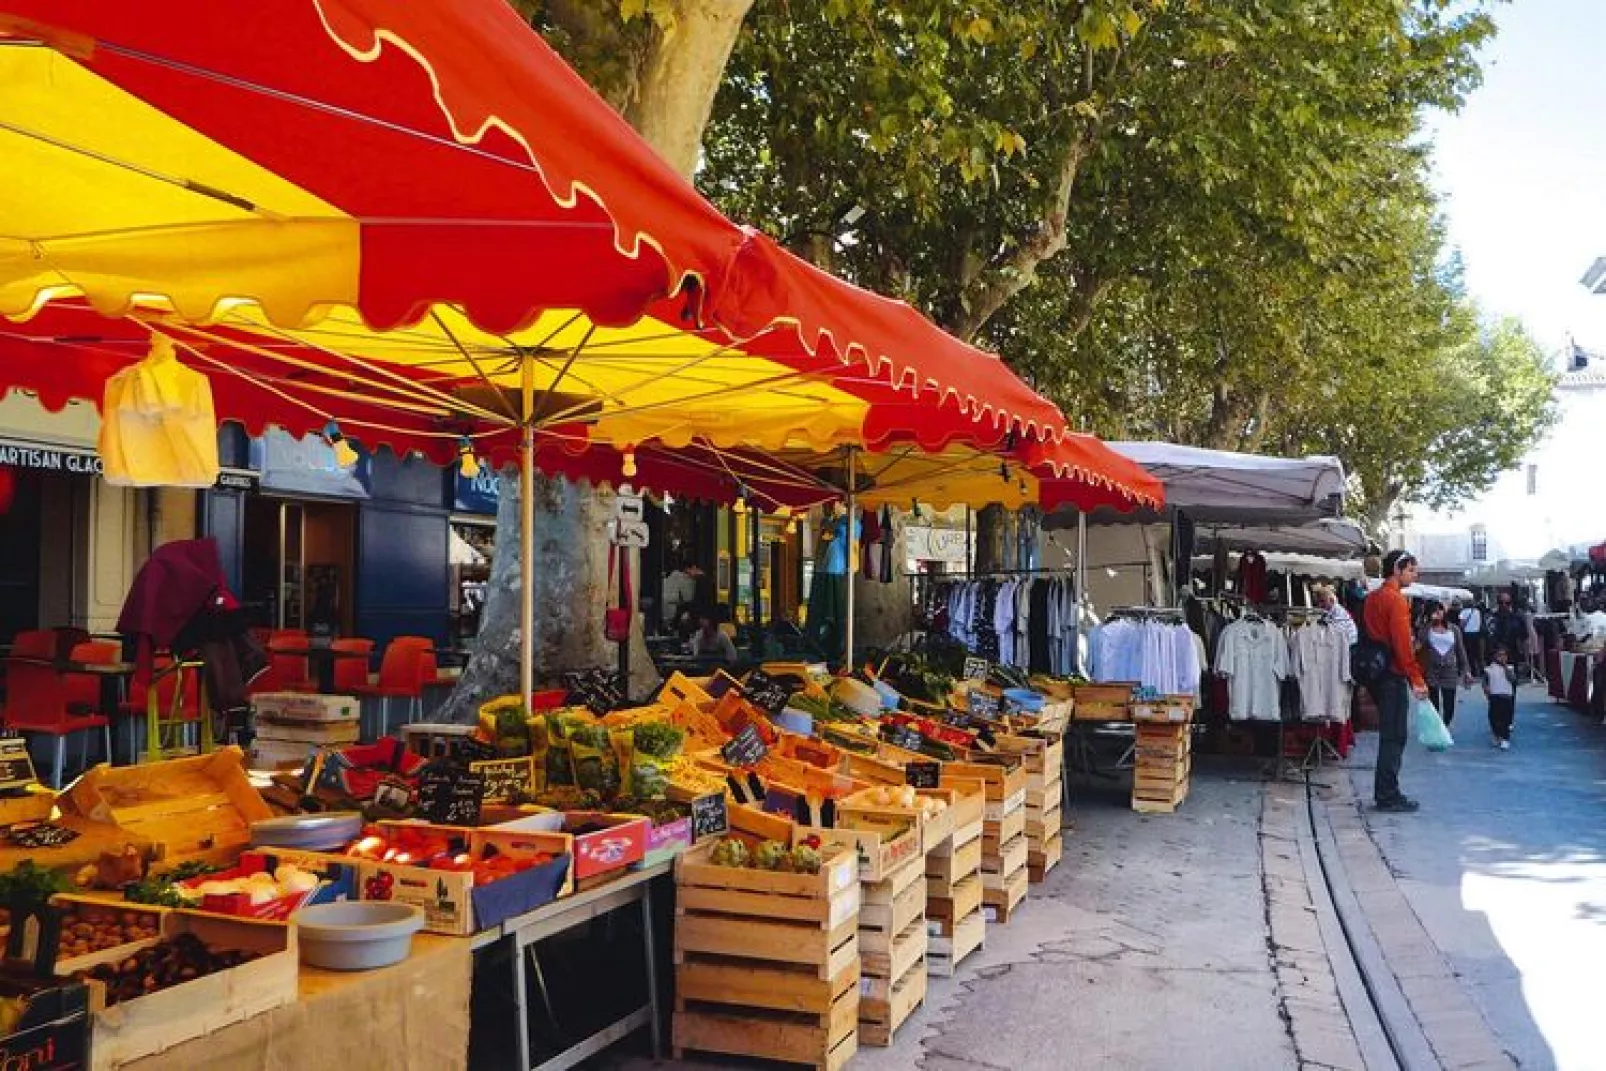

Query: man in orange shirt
(1362, 550), (1429, 812)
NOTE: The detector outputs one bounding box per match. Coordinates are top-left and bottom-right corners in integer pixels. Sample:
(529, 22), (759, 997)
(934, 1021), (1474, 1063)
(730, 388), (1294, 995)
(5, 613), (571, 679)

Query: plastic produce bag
(1414, 698), (1454, 751)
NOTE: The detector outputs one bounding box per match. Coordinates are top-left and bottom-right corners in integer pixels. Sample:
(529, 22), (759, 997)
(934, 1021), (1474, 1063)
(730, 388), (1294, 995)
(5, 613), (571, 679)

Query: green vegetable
(789, 844), (822, 874)
(752, 841), (789, 870)
(710, 837), (750, 868)
(0, 860), (68, 912)
(631, 721), (685, 760)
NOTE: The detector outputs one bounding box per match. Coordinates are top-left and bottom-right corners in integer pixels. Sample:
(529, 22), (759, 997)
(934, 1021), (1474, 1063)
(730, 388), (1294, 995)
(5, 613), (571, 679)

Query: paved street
(1346, 684), (1606, 1070)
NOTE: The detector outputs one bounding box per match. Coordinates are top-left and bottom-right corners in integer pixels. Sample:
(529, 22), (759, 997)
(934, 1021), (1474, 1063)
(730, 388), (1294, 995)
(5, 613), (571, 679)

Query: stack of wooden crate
(927, 777), (986, 977)
(857, 849), (929, 1046)
(951, 758), (1029, 925)
(1131, 714), (1193, 814)
(672, 841), (863, 1070)
(999, 732), (1064, 883)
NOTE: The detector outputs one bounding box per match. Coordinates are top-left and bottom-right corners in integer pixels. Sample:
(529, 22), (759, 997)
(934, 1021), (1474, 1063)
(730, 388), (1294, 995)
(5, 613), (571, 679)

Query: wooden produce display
(1132, 720), (1193, 814)
(856, 852), (927, 1047)
(57, 749), (273, 871)
(1072, 681), (1136, 722)
(927, 777), (986, 977)
(999, 732), (1065, 884)
(966, 756), (1028, 925)
(673, 842), (862, 1070)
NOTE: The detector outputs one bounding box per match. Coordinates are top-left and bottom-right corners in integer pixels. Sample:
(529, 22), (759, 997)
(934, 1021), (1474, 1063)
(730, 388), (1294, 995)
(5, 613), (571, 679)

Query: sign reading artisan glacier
(0, 442), (103, 474)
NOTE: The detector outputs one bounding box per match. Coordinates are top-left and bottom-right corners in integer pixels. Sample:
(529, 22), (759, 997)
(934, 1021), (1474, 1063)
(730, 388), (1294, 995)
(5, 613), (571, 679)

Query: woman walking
(1417, 601), (1473, 725)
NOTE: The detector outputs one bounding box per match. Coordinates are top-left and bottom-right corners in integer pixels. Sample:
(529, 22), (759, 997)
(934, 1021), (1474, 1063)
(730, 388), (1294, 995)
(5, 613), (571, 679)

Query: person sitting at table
(686, 605), (737, 665)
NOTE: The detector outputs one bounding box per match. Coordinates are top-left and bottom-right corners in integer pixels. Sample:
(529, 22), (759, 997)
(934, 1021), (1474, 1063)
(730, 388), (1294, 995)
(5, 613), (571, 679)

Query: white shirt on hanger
(1292, 621), (1351, 721)
(1216, 618), (1288, 721)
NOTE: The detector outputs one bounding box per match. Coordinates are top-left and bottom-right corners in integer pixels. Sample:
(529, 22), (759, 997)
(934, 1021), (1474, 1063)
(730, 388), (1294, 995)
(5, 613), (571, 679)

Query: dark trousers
(1464, 633), (1485, 671)
(1429, 685), (1458, 726)
(1488, 695), (1515, 741)
(1369, 672), (1410, 804)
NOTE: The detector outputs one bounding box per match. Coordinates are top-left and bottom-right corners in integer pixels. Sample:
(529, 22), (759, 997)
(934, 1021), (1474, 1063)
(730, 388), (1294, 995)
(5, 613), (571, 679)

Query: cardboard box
(172, 850), (358, 921)
(487, 812), (649, 881)
(251, 692), (360, 723)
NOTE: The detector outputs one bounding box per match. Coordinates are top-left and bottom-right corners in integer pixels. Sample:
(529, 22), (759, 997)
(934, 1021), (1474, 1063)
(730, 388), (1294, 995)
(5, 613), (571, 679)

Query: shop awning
(0, 2), (1083, 460)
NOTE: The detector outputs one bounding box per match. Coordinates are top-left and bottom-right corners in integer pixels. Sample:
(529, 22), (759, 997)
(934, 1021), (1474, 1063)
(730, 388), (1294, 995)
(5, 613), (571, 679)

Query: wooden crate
(1024, 780), (1063, 813)
(59, 749), (272, 870)
(936, 776), (987, 832)
(674, 989), (859, 1071)
(859, 960), (927, 1047)
(675, 842), (861, 978)
(927, 907), (985, 977)
(1028, 835), (1064, 883)
(983, 786), (1027, 823)
(1131, 694), (1196, 724)
(992, 732), (1063, 784)
(1073, 682), (1137, 705)
(926, 874), (984, 934)
(926, 836), (982, 891)
(860, 870), (926, 948)
(944, 758), (1026, 804)
(982, 868), (1029, 924)
(982, 806), (1026, 851)
(85, 911), (296, 1070)
(981, 834), (1029, 887)
(1025, 808), (1062, 844)
(795, 822), (922, 883)
(861, 916), (926, 981)
(837, 786), (958, 855)
(676, 954), (857, 1018)
(1133, 781), (1190, 815)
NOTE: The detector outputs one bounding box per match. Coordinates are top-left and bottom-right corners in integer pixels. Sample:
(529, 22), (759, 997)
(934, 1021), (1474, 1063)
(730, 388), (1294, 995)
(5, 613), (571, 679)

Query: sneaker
(1498, 739), (1510, 751)
(1492, 734), (1502, 748)
(1374, 797), (1421, 813)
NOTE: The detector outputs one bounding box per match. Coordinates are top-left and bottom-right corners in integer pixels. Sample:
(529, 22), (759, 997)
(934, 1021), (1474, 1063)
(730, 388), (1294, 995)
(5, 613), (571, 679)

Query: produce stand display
(672, 842), (861, 1070)
(1132, 720), (1195, 815)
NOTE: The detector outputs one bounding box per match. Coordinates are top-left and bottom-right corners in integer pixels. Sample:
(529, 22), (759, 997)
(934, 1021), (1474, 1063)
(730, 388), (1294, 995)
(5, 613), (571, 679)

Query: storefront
(201, 426), (451, 649)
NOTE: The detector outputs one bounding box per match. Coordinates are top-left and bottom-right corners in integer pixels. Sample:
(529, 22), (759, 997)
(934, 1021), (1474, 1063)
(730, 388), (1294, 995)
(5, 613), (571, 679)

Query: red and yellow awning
(0, 0), (1161, 512)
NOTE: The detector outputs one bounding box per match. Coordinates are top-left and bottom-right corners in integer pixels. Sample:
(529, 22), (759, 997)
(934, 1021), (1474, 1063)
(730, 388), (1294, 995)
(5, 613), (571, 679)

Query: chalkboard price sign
(471, 757), (535, 803)
(962, 657), (990, 682)
(905, 761), (941, 789)
(742, 670), (792, 715)
(691, 792), (729, 840)
(418, 766), (485, 827)
(967, 689), (1001, 722)
(564, 669), (625, 715)
(0, 737), (39, 792)
(720, 724), (768, 768)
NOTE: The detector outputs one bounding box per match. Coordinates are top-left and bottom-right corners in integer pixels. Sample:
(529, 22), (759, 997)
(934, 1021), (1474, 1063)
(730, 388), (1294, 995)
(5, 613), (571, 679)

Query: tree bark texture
(850, 509), (911, 652)
(435, 470), (660, 724)
(441, 5), (747, 722)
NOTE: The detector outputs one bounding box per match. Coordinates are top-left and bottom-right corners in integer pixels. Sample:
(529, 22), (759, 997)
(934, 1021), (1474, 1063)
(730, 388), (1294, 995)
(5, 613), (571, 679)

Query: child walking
(1483, 646), (1517, 750)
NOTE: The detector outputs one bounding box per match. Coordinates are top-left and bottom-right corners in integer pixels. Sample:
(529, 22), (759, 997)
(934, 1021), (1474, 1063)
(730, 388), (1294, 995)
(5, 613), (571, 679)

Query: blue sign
(252, 428), (371, 498)
(454, 469), (502, 516)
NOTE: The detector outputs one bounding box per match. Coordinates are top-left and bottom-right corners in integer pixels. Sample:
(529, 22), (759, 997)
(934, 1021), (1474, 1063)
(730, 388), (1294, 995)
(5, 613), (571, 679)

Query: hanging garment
(1292, 621), (1352, 721)
(860, 508), (882, 581)
(1237, 551), (1269, 604)
(100, 335), (221, 487)
(1014, 578), (1033, 671)
(994, 579), (1017, 666)
(878, 507), (895, 584)
(1216, 617), (1288, 720)
(1029, 580), (1053, 675)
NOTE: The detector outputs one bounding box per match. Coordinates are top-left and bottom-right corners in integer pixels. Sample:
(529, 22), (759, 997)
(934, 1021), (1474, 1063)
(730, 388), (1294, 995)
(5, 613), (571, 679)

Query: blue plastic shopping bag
(1414, 698), (1454, 751)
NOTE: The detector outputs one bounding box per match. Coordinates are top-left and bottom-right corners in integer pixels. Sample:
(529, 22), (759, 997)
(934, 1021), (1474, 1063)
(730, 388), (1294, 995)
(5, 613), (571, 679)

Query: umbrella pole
(520, 359), (536, 709)
(1077, 510), (1088, 614)
(844, 448), (856, 670)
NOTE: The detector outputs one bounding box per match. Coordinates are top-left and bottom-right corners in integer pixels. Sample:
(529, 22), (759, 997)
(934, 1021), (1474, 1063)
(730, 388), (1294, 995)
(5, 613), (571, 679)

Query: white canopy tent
(1194, 552), (1366, 582)
(1101, 442), (1346, 524)
(1195, 518), (1367, 557)
(1366, 578), (1474, 603)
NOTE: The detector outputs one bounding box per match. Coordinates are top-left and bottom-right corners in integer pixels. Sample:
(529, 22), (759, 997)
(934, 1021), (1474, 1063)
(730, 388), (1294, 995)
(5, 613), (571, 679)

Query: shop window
(1470, 525), (1488, 562)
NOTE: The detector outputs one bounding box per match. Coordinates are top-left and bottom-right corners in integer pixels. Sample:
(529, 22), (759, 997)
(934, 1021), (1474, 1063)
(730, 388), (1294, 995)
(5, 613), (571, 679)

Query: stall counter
(119, 932), (471, 1071)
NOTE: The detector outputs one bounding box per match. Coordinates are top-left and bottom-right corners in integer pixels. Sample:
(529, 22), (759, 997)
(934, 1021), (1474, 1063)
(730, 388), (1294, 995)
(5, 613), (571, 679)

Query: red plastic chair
(353, 640), (428, 738)
(330, 638), (375, 693)
(3, 641), (114, 786)
(264, 630), (315, 693)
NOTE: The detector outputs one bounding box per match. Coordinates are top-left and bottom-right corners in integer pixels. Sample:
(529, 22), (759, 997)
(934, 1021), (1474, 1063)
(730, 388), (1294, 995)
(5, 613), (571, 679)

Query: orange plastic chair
(330, 638), (375, 693)
(265, 630), (315, 693)
(354, 640), (427, 738)
(3, 641), (115, 786)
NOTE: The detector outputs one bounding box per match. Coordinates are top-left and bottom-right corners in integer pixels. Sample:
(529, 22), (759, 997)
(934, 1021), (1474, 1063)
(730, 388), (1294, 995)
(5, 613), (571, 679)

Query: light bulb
(622, 450), (638, 479)
(457, 437), (480, 479)
(733, 497), (747, 515)
(332, 437), (359, 469)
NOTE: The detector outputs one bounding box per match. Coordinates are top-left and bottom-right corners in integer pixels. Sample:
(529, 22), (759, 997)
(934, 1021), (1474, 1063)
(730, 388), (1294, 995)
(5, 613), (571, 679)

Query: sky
(1428, 0), (1606, 360)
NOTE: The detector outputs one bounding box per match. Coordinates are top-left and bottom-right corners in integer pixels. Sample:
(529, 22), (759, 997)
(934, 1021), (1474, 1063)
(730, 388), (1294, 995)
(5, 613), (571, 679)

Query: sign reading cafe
(0, 442), (103, 475)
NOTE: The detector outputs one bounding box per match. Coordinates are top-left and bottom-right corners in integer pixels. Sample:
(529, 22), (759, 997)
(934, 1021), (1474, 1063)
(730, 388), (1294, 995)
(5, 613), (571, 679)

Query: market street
(1342, 686), (1606, 1070)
